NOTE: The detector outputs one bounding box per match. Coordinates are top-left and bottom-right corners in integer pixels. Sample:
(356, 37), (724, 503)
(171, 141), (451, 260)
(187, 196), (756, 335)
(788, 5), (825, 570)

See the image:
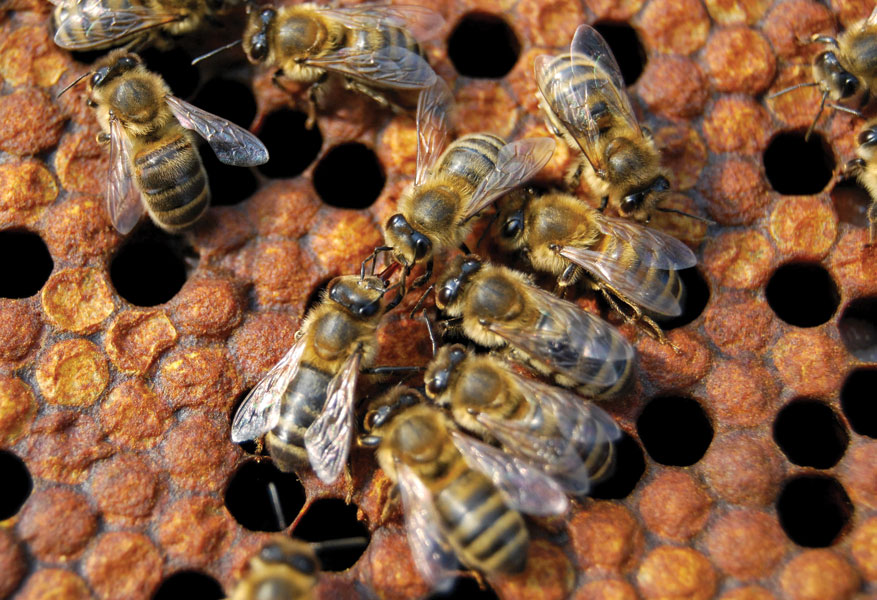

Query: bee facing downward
(769, 6), (877, 140)
(239, 2), (444, 127)
(228, 537), (319, 600)
(51, 0), (240, 51)
(63, 51), (268, 234)
(536, 24), (673, 223)
(494, 189), (697, 342)
(843, 117), (877, 245)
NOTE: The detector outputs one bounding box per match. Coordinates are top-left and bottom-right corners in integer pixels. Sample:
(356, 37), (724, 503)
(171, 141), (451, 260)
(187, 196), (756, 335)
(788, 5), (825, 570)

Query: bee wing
(594, 214), (697, 269)
(485, 286), (633, 388)
(305, 45), (437, 92)
(320, 3), (446, 41)
(460, 137), (556, 222)
(415, 77), (453, 185)
(396, 461), (458, 588)
(451, 430), (568, 516)
(304, 349), (362, 484)
(230, 335), (307, 443)
(106, 117), (143, 234)
(53, 0), (181, 50)
(164, 96), (269, 167)
(865, 4), (877, 27)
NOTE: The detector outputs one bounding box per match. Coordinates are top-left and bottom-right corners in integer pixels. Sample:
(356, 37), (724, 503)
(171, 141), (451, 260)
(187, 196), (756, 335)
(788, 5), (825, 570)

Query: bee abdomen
(267, 365), (332, 474)
(135, 134), (208, 231)
(439, 134), (506, 191)
(435, 470), (528, 574)
(54, 0), (144, 50)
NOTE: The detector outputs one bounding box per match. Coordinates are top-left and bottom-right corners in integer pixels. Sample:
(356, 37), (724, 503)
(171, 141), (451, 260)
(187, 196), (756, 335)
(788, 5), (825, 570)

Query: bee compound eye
(413, 234), (431, 260)
(436, 281), (458, 307)
(259, 543), (286, 564)
(448, 346), (466, 364)
(841, 74), (859, 98)
(426, 371), (448, 396)
(859, 129), (877, 147)
(501, 217), (522, 239)
(288, 553), (317, 575)
(620, 194), (640, 215)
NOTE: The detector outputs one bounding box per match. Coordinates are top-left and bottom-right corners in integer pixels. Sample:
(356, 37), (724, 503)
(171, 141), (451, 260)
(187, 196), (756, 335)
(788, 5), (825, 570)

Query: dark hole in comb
(293, 498), (370, 571)
(447, 12), (520, 78)
(841, 368), (877, 438)
(589, 430), (646, 499)
(224, 460), (306, 532)
(0, 450), (32, 520)
(0, 230), (53, 299)
(151, 571), (224, 600)
(593, 22), (647, 86)
(777, 475), (852, 547)
(637, 396), (713, 466)
(838, 297), (877, 361)
(140, 46), (200, 99)
(763, 131), (835, 195)
(257, 109), (323, 179)
(765, 262), (839, 327)
(661, 267), (710, 330)
(313, 143), (385, 209)
(110, 222), (193, 306)
(773, 399), (849, 469)
(830, 178), (871, 227)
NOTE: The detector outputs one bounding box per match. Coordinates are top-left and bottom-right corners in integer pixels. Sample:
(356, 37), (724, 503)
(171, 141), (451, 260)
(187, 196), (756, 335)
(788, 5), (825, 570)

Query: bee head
(814, 50), (860, 100)
(435, 255), (482, 311)
(327, 275), (386, 319)
(258, 540), (319, 576)
(243, 6), (276, 63)
(360, 387), (424, 446)
(384, 214), (433, 269)
(90, 52), (141, 89)
(619, 176), (670, 223)
(495, 189), (530, 251)
(424, 344), (467, 400)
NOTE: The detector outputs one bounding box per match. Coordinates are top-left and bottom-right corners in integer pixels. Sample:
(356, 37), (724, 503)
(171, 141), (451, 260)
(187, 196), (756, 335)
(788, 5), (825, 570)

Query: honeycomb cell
(447, 12), (520, 79)
(106, 309), (178, 374)
(704, 27), (776, 94)
(703, 96), (773, 155)
(100, 379), (173, 450)
(705, 510), (787, 579)
(841, 369), (877, 437)
(0, 527), (25, 599)
(703, 292), (776, 357)
(766, 66), (824, 130)
(762, 0), (835, 60)
(777, 475), (852, 547)
(719, 587), (777, 600)
(636, 546), (717, 600)
(256, 109), (322, 179)
(172, 275), (244, 337)
(84, 532), (163, 600)
(637, 397), (713, 466)
(158, 345), (242, 412)
(313, 142), (385, 209)
(637, 0), (711, 55)
(491, 540), (574, 600)
(572, 579), (639, 600)
(0, 88), (66, 155)
(829, 229), (877, 298)
(568, 502), (645, 574)
(157, 496), (235, 568)
(309, 210), (385, 277)
(703, 230), (775, 290)
(364, 526), (432, 600)
(41, 267), (115, 334)
(44, 193), (121, 264)
(36, 338), (108, 407)
(703, 0), (770, 24)
(53, 130), (108, 197)
(0, 160), (58, 226)
(774, 399), (849, 469)
(636, 330), (712, 391)
(0, 376), (36, 447)
(376, 116), (418, 181)
(851, 516), (877, 581)
(763, 132), (835, 195)
(0, 449), (31, 520)
(843, 442), (877, 509)
(110, 226), (190, 307)
(91, 453), (160, 521)
(15, 569), (92, 600)
(583, 0), (645, 21)
(252, 238), (323, 308)
(161, 412), (238, 492)
(0, 231), (53, 299)
(224, 459), (305, 532)
(228, 311), (299, 384)
(838, 298), (877, 362)
(153, 571), (224, 600)
(0, 299), (41, 367)
(455, 81), (520, 137)
(772, 330), (847, 397)
(247, 179), (321, 239)
(769, 196), (837, 259)
(17, 487), (97, 562)
(701, 431), (785, 506)
(0, 25), (68, 87)
(25, 412), (114, 484)
(701, 157), (771, 226)
(638, 470), (713, 540)
(637, 56), (709, 120)
(654, 125), (707, 191)
(293, 498), (370, 571)
(705, 361), (778, 428)
(779, 549), (860, 600)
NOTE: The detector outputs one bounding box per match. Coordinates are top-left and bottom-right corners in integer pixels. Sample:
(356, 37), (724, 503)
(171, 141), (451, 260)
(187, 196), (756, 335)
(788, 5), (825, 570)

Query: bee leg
(343, 79), (402, 113)
(96, 132), (110, 145)
(564, 158), (585, 191)
(306, 75), (329, 129)
(868, 199), (877, 247)
(411, 259), (434, 288)
(596, 282), (675, 349)
(343, 464), (354, 504)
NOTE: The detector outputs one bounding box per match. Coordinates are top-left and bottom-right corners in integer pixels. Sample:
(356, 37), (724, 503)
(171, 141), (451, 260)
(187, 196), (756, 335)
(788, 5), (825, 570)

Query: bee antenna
(805, 90), (829, 142)
(191, 39), (242, 66)
(310, 537), (369, 553)
(766, 81), (818, 100)
(57, 72), (92, 98)
(267, 482), (287, 530)
(656, 207), (716, 225)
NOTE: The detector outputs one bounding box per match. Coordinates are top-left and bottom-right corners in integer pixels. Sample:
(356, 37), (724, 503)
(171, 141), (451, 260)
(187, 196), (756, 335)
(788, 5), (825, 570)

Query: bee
(360, 388), (568, 587)
(842, 117), (877, 245)
(377, 78), (555, 290)
(238, 2), (444, 128)
(51, 0), (239, 52)
(61, 51), (268, 234)
(231, 274), (398, 484)
(769, 6), (877, 140)
(535, 24), (678, 223)
(432, 255), (633, 399)
(424, 344), (622, 495)
(228, 536), (319, 600)
(494, 189), (697, 342)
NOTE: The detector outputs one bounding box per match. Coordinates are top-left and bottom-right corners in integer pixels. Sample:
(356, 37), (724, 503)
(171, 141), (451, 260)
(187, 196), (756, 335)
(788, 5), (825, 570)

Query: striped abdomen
(345, 23), (431, 88)
(54, 0), (154, 50)
(134, 130), (209, 232)
(541, 53), (622, 138)
(436, 134), (506, 193)
(266, 365), (331, 473)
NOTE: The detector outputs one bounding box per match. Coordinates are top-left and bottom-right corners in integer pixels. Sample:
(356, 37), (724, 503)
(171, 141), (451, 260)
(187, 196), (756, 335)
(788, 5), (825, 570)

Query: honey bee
(769, 6), (877, 140)
(494, 189), (697, 341)
(228, 536), (319, 600)
(231, 274), (398, 484)
(535, 24), (676, 223)
(378, 78), (555, 289)
(360, 388), (568, 587)
(239, 2), (444, 127)
(51, 0), (239, 51)
(432, 255), (633, 399)
(843, 117), (877, 245)
(424, 344), (621, 495)
(62, 51), (268, 233)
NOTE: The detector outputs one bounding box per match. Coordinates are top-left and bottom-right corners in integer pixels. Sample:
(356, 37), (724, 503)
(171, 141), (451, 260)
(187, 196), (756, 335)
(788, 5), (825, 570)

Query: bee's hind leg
(595, 281), (678, 352)
(564, 158), (585, 192)
(344, 79), (405, 113)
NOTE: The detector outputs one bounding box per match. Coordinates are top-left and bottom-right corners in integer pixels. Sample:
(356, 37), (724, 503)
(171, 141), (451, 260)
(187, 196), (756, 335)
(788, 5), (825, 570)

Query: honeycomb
(1, 0), (877, 598)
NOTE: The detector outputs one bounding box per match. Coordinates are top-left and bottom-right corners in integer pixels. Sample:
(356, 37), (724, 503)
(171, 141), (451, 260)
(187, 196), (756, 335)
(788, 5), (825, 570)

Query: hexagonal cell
(838, 297), (877, 361)
(589, 430), (647, 499)
(637, 396), (713, 467)
(224, 460), (306, 532)
(257, 110), (323, 179)
(0, 231), (53, 299)
(841, 369), (877, 438)
(152, 571), (224, 600)
(773, 399), (849, 469)
(0, 450), (32, 519)
(777, 475), (853, 547)
(110, 223), (194, 306)
(763, 131), (834, 195)
(593, 22), (647, 85)
(765, 262), (839, 327)
(448, 12), (520, 78)
(293, 498), (370, 571)
(313, 143), (385, 209)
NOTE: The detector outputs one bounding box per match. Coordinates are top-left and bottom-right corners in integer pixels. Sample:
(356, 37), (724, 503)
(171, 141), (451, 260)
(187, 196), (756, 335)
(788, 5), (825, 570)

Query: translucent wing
(304, 350), (361, 484)
(305, 45), (437, 90)
(231, 335), (307, 443)
(557, 245), (684, 316)
(106, 117), (143, 234)
(165, 96), (269, 167)
(451, 430), (568, 516)
(460, 137), (556, 222)
(396, 461), (458, 588)
(320, 3), (445, 41)
(865, 4), (877, 27)
(53, 0), (181, 50)
(594, 213), (697, 269)
(485, 286), (633, 388)
(415, 77), (453, 185)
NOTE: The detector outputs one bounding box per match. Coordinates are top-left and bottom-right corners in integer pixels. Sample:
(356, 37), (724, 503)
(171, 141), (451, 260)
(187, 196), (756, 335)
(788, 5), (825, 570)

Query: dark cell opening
(224, 460), (306, 532)
(777, 475), (852, 547)
(830, 178), (871, 227)
(765, 263), (839, 327)
(0, 451), (32, 520)
(199, 146), (259, 206)
(841, 369), (877, 438)
(637, 396), (713, 466)
(773, 399), (849, 469)
(592, 22), (647, 85)
(589, 430), (646, 499)
(313, 143), (385, 209)
(140, 47), (200, 99)
(110, 222), (192, 306)
(0, 230), (53, 298)
(293, 498), (369, 571)
(152, 571), (224, 600)
(192, 78), (258, 129)
(426, 576), (499, 600)
(257, 110), (323, 179)
(447, 12), (520, 78)
(763, 131), (835, 195)
(838, 297), (877, 361)
(661, 267), (710, 330)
